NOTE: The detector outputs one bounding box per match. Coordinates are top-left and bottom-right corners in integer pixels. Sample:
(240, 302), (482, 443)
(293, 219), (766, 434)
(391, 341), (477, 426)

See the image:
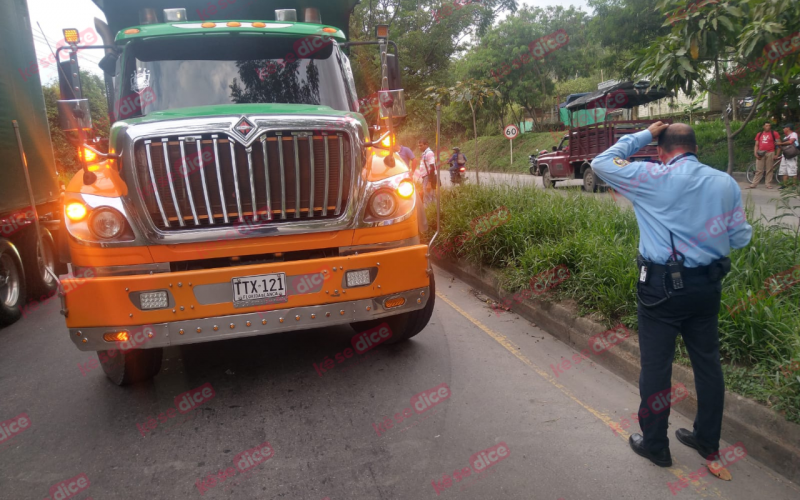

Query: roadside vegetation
(399, 119), (764, 175)
(426, 184), (800, 422)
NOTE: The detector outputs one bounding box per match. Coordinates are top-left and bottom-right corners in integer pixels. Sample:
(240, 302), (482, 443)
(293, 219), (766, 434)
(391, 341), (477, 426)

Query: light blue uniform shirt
(591, 130), (752, 267)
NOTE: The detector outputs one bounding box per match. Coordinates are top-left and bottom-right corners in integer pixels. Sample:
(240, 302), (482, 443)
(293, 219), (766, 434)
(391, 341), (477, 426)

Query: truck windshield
(120, 35), (352, 117)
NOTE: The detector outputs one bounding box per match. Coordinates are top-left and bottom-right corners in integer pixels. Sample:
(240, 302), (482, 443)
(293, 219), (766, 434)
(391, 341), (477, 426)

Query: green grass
(426, 184), (800, 422)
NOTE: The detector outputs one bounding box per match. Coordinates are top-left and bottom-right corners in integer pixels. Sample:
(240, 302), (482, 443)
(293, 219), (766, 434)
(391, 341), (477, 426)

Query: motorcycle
(529, 150), (548, 175)
(450, 165), (466, 185)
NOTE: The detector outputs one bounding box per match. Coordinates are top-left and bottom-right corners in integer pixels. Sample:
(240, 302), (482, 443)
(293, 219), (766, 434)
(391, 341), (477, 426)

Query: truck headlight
(370, 191), (397, 218)
(359, 173), (416, 227)
(89, 208), (125, 239)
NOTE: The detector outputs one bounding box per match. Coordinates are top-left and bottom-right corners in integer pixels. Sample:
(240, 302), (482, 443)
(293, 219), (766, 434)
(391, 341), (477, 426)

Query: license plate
(232, 273), (287, 308)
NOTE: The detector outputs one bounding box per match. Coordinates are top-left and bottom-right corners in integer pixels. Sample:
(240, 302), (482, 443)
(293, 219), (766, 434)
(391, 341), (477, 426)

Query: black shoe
(675, 428), (718, 460)
(779, 185), (787, 190)
(629, 433), (672, 467)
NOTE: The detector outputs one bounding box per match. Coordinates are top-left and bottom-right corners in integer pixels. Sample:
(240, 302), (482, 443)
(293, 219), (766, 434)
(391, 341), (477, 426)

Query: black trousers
(636, 269), (724, 456)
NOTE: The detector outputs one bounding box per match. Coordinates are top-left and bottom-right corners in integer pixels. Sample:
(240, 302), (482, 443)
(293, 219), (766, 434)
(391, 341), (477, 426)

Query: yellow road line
(436, 290), (725, 498)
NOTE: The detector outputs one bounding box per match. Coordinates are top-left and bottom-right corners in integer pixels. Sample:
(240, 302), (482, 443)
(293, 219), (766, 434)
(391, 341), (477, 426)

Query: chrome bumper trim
(68, 286), (430, 351)
(73, 263), (171, 277)
(339, 236), (420, 256)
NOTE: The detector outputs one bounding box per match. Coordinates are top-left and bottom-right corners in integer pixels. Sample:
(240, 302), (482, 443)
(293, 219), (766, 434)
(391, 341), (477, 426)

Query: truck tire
(351, 275), (436, 345)
(542, 167), (554, 189)
(582, 167), (599, 193)
(0, 239), (26, 326)
(99, 347), (163, 385)
(20, 227), (57, 299)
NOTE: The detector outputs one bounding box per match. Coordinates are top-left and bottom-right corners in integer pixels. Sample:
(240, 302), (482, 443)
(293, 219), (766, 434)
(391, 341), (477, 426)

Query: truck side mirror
(98, 53), (118, 75)
(552, 146), (558, 152)
(57, 99), (93, 133)
(386, 53), (402, 90)
(379, 89), (407, 119)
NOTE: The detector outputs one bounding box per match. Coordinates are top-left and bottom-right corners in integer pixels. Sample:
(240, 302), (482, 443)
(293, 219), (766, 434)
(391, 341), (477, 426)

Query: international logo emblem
(234, 117), (256, 140)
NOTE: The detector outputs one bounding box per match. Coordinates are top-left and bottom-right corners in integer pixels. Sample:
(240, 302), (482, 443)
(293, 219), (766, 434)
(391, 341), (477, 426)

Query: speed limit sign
(503, 124), (519, 140)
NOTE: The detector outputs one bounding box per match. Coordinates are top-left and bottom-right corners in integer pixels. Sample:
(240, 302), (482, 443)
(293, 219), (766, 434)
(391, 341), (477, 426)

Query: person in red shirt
(747, 121), (781, 189)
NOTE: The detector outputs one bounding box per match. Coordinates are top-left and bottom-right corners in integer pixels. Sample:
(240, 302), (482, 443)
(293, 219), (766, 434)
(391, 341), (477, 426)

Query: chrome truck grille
(133, 131), (352, 230)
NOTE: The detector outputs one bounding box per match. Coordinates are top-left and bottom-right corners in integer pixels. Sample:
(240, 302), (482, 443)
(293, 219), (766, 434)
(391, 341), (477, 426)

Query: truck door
(551, 137), (570, 177)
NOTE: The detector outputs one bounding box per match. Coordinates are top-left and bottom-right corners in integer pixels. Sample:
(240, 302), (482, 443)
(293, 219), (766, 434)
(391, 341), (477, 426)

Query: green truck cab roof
(114, 20), (346, 44)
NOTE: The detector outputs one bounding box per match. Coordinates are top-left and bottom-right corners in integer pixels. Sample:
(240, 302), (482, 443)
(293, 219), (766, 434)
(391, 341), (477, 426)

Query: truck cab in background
(0, 0), (62, 326)
(54, 0), (434, 385)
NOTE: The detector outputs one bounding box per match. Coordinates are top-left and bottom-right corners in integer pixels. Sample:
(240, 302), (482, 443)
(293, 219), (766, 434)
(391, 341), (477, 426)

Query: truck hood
(119, 103), (368, 133)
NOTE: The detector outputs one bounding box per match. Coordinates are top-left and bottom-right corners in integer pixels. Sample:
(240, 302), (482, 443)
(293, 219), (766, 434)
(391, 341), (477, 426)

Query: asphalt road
(1, 268), (798, 499)
(443, 171), (798, 227)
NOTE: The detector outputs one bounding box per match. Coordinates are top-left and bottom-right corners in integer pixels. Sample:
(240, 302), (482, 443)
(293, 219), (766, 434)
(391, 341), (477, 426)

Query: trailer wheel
(582, 167), (599, 193)
(542, 167), (554, 189)
(99, 347), (163, 385)
(0, 239), (26, 326)
(21, 227), (57, 299)
(350, 275), (435, 345)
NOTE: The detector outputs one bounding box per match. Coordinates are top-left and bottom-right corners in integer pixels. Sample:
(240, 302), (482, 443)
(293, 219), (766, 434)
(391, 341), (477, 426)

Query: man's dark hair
(784, 123), (795, 131)
(419, 139), (429, 146)
(657, 123), (697, 153)
(765, 120), (772, 125)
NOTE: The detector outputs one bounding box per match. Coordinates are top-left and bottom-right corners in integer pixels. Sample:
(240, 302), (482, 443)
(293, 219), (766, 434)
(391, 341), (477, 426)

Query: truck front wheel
(582, 167), (599, 193)
(0, 239), (25, 326)
(351, 275), (436, 344)
(21, 227), (58, 299)
(541, 167), (554, 189)
(99, 347), (163, 385)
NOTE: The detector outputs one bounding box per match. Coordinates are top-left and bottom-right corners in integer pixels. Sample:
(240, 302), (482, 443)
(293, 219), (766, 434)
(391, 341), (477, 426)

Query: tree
(632, 0), (800, 174)
(425, 80), (501, 185)
(457, 6), (598, 131)
(588, 0), (671, 77)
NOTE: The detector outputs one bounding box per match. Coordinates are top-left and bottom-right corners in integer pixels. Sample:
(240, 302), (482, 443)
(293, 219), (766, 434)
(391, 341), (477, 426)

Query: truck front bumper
(64, 245), (431, 351)
(69, 286), (429, 351)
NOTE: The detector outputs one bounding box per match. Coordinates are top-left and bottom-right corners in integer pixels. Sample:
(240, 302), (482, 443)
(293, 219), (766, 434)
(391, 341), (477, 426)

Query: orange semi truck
(54, 0), (435, 384)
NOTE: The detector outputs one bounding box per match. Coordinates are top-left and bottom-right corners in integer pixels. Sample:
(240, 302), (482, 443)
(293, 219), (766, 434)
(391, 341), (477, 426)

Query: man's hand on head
(647, 121), (670, 138)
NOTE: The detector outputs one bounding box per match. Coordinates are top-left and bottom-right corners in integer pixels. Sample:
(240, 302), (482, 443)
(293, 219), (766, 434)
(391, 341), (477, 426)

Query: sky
(27, 0), (592, 82)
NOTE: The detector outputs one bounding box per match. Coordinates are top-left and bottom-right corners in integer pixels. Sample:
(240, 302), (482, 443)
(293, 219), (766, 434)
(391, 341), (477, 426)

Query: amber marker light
(63, 28), (80, 44)
(82, 147), (97, 163)
(381, 134), (393, 148)
(201, 22), (216, 28)
(66, 202), (88, 221)
(397, 180), (414, 198)
(227, 22), (241, 27)
(103, 331), (129, 342)
(384, 297), (406, 308)
(123, 28), (140, 35)
(322, 27), (337, 33)
(252, 22), (266, 28)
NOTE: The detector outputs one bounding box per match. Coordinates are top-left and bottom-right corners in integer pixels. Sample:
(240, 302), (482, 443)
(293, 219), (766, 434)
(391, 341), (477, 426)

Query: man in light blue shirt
(592, 122), (752, 472)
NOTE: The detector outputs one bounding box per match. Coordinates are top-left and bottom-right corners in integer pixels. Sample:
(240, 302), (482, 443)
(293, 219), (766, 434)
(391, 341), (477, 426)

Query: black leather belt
(647, 263), (710, 277)
(637, 255), (731, 283)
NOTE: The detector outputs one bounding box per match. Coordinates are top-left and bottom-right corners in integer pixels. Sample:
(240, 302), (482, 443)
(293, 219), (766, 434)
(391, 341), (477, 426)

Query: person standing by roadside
(776, 124), (798, 189)
(395, 143), (416, 168)
(747, 121), (781, 189)
(591, 122), (753, 474)
(417, 140), (438, 203)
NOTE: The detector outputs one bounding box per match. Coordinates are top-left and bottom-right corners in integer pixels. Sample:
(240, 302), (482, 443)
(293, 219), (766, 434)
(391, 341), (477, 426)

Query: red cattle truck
(531, 82), (672, 192)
